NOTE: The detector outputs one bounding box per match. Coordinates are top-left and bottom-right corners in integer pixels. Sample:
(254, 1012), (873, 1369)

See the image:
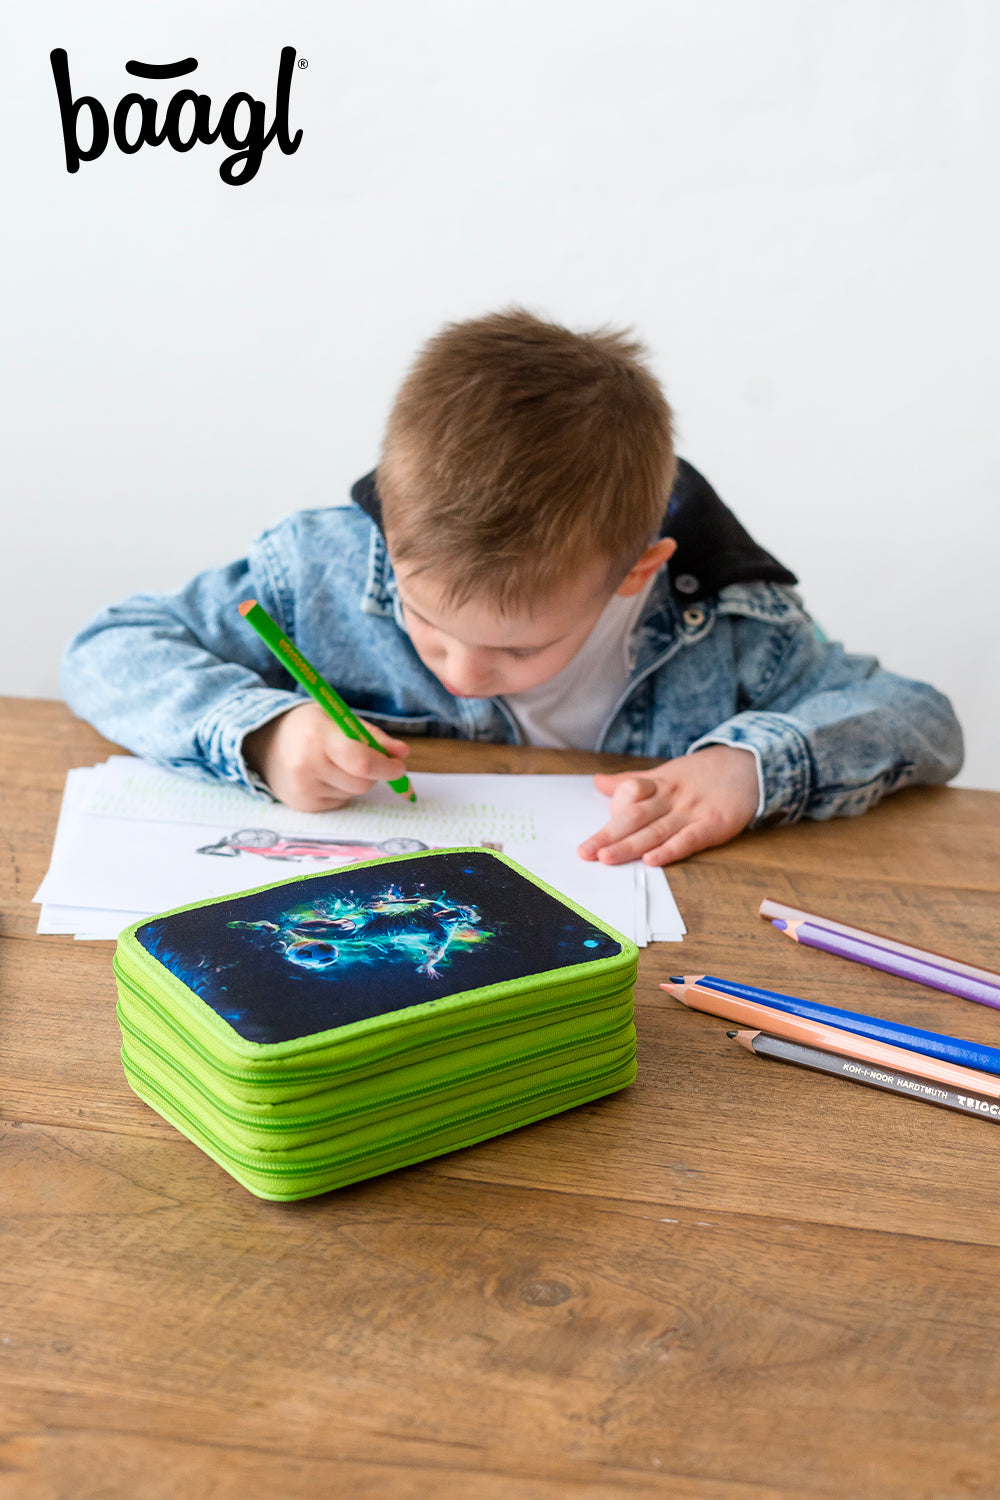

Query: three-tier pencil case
(113, 847), (638, 1200)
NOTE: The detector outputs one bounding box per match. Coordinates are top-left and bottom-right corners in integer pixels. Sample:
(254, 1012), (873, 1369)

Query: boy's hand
(243, 702), (410, 812)
(577, 744), (760, 867)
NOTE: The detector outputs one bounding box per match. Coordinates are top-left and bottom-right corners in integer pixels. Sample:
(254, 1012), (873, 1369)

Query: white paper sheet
(34, 759), (686, 945)
(646, 864), (687, 941)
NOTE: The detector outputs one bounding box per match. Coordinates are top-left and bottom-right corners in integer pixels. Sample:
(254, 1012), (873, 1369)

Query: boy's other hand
(243, 702), (410, 812)
(577, 744), (760, 867)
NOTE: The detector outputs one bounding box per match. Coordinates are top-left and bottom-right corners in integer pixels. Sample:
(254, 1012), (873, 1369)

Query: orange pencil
(659, 979), (1000, 1100)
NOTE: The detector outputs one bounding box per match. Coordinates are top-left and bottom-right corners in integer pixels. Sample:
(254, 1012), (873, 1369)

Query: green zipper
(111, 936), (641, 1080)
(113, 957), (634, 1089)
(122, 1046), (636, 1184)
(118, 1002), (634, 1133)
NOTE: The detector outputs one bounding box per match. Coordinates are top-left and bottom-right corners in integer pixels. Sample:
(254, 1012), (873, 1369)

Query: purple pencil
(760, 899), (1000, 1011)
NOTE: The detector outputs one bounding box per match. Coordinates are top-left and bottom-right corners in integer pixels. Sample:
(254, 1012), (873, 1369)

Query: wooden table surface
(3, 695), (1000, 1499)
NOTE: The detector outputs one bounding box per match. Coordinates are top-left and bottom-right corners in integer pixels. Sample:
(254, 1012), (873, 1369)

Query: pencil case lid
(114, 847), (636, 1077)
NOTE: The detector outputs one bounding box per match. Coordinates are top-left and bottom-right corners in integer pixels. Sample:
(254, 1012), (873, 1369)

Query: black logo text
(49, 47), (303, 185)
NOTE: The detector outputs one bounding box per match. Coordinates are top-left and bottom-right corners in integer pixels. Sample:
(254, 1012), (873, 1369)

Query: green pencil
(238, 598), (416, 802)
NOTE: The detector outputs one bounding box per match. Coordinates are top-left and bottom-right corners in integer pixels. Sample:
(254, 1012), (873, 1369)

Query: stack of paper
(34, 758), (686, 946)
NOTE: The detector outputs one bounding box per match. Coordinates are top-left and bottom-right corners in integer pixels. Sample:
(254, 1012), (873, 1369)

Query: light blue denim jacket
(61, 500), (963, 826)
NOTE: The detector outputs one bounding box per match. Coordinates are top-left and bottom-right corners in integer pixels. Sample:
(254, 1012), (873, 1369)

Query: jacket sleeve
(60, 551), (303, 793)
(686, 601), (964, 825)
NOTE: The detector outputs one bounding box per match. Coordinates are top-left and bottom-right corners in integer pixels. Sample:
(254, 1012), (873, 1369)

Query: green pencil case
(113, 847), (638, 1200)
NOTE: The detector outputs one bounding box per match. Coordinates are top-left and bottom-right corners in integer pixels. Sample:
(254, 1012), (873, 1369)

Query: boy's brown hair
(377, 309), (675, 612)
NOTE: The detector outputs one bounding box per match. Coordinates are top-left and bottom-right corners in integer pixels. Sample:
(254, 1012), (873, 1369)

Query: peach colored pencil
(659, 980), (1000, 1099)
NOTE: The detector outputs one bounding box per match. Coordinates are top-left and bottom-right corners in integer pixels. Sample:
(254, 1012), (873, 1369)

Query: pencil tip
(660, 983), (691, 1007)
(726, 1030), (737, 1038)
(238, 600), (257, 616)
(408, 793), (416, 802)
(668, 976), (685, 984)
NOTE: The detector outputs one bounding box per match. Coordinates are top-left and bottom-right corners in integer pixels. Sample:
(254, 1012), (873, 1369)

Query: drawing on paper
(195, 829), (505, 863)
(196, 828), (431, 861)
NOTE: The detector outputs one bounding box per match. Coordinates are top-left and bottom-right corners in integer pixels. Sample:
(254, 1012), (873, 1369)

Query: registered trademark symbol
(298, 57), (308, 68)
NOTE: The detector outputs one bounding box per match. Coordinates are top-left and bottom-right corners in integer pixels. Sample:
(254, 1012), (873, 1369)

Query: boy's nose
(442, 647), (494, 697)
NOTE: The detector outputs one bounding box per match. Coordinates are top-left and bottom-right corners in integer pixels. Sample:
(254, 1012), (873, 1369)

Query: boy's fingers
(594, 817), (683, 864)
(290, 786), (356, 812)
(592, 772), (655, 800)
(334, 735), (408, 786)
(317, 763), (381, 799)
(358, 717), (410, 756)
(264, 765), (362, 812)
(596, 776), (659, 836)
(592, 771), (624, 796)
(641, 815), (735, 867)
(640, 823), (709, 867)
(579, 778), (670, 861)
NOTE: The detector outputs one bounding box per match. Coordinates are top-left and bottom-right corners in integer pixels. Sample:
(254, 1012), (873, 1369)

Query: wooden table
(3, 696), (1000, 1499)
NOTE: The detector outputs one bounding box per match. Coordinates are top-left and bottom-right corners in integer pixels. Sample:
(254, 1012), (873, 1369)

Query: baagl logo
(49, 47), (304, 186)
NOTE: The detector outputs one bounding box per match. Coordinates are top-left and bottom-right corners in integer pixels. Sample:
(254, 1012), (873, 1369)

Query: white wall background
(4, 0), (998, 788)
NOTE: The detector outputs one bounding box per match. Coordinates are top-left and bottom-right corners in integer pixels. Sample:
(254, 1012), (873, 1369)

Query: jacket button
(674, 573), (700, 594)
(682, 606), (706, 628)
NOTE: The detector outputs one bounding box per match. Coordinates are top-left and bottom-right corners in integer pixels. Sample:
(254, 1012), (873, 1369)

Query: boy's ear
(615, 537), (677, 597)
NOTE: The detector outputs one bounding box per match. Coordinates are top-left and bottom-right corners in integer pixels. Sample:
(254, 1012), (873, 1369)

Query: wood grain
(3, 695), (1000, 1497)
(4, 1123), (1000, 1498)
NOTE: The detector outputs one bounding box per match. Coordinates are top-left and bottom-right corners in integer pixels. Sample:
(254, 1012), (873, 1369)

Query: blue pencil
(670, 974), (1000, 1078)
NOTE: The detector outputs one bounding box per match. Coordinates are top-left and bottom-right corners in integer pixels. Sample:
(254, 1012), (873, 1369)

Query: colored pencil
(239, 599), (416, 802)
(658, 981), (1000, 1097)
(663, 974), (1000, 1077)
(759, 898), (1000, 1010)
(729, 1029), (1000, 1125)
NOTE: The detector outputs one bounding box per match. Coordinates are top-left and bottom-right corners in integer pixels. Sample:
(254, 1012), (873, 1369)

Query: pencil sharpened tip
(668, 976), (685, 985)
(238, 599), (257, 616)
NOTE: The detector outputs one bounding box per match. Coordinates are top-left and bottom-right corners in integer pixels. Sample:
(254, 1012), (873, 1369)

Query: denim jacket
(61, 468), (964, 827)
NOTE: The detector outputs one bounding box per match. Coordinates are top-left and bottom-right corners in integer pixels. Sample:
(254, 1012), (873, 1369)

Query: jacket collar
(359, 515), (399, 619)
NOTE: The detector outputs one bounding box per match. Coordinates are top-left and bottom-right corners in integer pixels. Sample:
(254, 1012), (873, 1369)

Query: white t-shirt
(500, 578), (656, 750)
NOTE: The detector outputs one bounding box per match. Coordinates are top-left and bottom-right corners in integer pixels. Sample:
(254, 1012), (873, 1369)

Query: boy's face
(393, 539), (675, 700)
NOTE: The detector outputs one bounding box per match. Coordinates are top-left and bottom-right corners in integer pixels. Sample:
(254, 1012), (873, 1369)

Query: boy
(62, 310), (963, 867)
